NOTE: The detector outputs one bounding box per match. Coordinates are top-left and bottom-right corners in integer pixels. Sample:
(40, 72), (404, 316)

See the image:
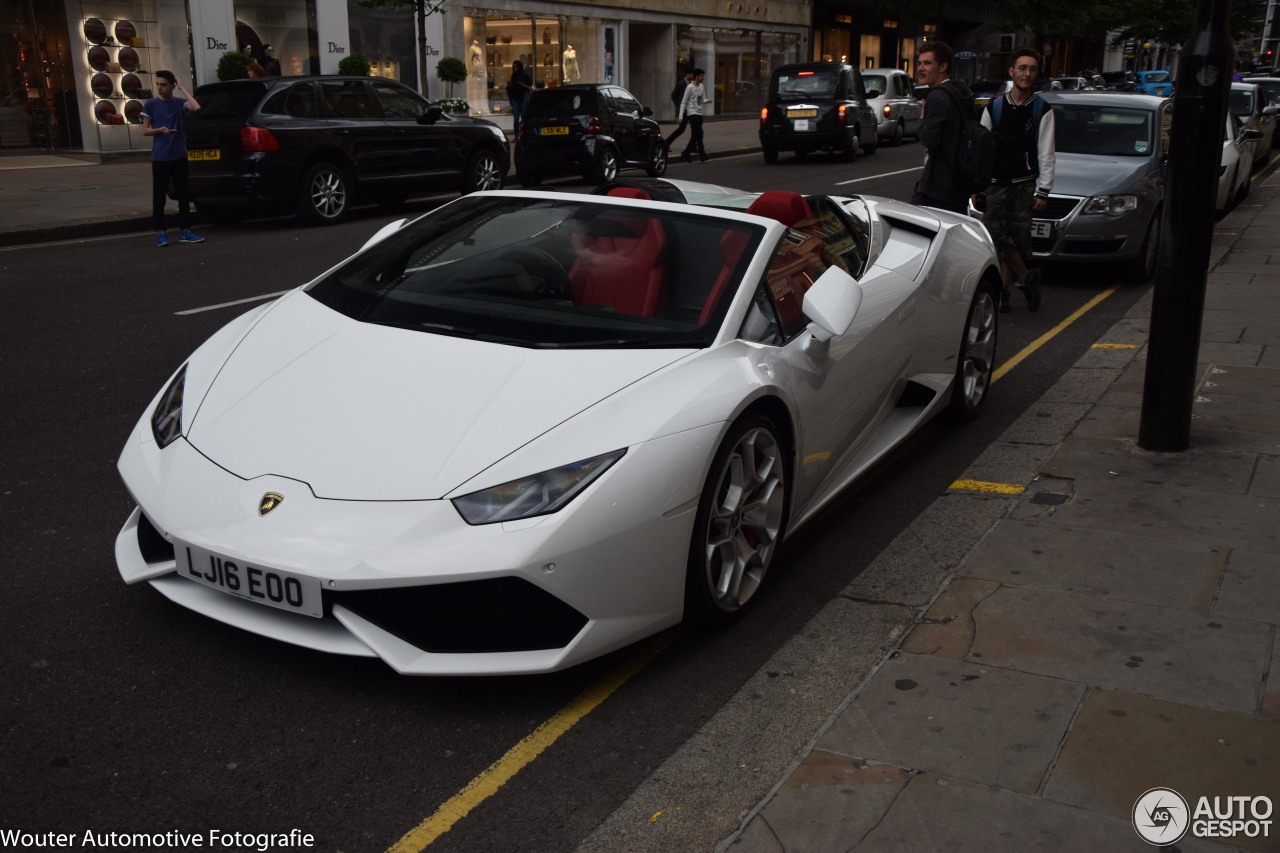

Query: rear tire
(646, 139), (668, 177)
(592, 147), (620, 183)
(889, 120), (904, 146)
(685, 414), (791, 627)
(763, 147), (778, 164)
(296, 161), (349, 226)
(947, 280), (999, 422)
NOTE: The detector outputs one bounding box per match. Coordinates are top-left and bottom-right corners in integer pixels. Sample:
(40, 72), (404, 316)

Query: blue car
(1133, 70), (1174, 97)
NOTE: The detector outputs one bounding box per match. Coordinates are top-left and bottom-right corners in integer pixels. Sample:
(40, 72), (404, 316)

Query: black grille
(332, 577), (588, 654)
(1040, 196), (1080, 219)
(137, 512), (175, 564)
(1062, 240), (1124, 255)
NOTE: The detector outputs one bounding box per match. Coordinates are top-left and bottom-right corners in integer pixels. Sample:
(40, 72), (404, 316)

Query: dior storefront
(3, 0), (805, 153)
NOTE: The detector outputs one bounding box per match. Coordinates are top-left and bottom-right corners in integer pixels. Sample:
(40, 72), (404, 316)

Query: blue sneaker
(179, 230), (205, 244)
(156, 232), (169, 248)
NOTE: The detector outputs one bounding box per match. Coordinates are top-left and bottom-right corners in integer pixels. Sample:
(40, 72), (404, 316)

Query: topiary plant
(338, 53), (372, 76)
(216, 50), (250, 81)
(435, 57), (468, 98)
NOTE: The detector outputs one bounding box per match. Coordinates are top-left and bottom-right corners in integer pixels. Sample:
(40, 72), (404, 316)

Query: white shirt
(679, 82), (705, 119)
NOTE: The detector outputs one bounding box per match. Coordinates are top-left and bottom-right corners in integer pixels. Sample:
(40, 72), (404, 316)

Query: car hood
(185, 293), (693, 501)
(1050, 152), (1156, 197)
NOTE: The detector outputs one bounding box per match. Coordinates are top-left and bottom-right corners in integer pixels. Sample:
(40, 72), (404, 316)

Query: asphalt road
(0, 142), (1151, 853)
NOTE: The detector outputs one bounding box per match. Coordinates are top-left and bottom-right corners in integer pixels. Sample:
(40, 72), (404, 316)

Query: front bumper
(1029, 194), (1150, 263)
(115, 419), (717, 675)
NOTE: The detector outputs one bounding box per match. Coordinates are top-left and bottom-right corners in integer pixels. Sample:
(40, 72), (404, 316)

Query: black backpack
(940, 84), (996, 193)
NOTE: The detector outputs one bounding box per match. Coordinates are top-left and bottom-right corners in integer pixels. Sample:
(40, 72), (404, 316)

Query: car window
(526, 89), (597, 117)
(610, 88), (642, 116)
(190, 84), (268, 119)
(1054, 103), (1154, 156)
(772, 69), (840, 100)
(740, 282), (784, 345)
(864, 74), (888, 96)
(1228, 88), (1254, 117)
(320, 80), (382, 119)
(765, 228), (831, 339)
(1143, 71), (1171, 83)
(372, 81), (426, 119)
(259, 82), (317, 118)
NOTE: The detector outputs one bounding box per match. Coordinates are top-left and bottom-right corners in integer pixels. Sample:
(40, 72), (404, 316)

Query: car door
(896, 72), (923, 133)
(318, 79), (393, 186)
(370, 79), (458, 190)
(604, 86), (643, 165)
(741, 199), (916, 511)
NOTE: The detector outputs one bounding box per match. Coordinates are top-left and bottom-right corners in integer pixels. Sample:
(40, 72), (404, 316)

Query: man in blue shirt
(141, 70), (203, 247)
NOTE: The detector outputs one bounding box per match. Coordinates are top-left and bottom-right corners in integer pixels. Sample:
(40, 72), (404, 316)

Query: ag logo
(1134, 787), (1190, 845)
(258, 492), (284, 516)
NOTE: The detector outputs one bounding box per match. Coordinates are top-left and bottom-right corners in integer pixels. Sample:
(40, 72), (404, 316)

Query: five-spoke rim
(703, 427), (785, 612)
(961, 291), (997, 409)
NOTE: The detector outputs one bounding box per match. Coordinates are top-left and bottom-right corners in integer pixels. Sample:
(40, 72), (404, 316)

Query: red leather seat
(569, 214), (667, 317)
(605, 186), (652, 200)
(746, 191), (812, 227)
(698, 229), (752, 326)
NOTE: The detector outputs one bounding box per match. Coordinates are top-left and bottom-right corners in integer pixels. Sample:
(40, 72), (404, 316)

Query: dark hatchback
(758, 61), (879, 163)
(513, 84), (667, 186)
(185, 76), (510, 225)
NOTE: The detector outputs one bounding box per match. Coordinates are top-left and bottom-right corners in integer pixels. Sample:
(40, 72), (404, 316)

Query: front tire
(1125, 209), (1160, 283)
(646, 139), (668, 177)
(296, 161), (349, 226)
(461, 149), (504, 194)
(685, 414), (790, 626)
(947, 280), (999, 422)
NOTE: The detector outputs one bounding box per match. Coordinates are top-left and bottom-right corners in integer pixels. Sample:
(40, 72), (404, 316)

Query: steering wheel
(497, 247), (573, 299)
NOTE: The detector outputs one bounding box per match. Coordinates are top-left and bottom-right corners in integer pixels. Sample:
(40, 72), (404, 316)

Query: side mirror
(417, 104), (444, 125)
(801, 265), (863, 340)
(1242, 128), (1265, 141)
(641, 105), (653, 117)
(1262, 105), (1280, 117)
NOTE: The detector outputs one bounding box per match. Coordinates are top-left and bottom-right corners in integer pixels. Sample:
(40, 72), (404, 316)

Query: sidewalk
(574, 178), (1280, 852)
(0, 117), (766, 248)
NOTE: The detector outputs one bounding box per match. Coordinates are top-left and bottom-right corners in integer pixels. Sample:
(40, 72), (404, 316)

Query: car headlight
(488, 125), (507, 143)
(1083, 194), (1139, 216)
(150, 365), (187, 448)
(452, 449), (626, 525)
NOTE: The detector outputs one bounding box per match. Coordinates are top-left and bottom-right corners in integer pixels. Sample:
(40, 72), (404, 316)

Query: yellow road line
(949, 479), (1025, 495)
(992, 285), (1121, 383)
(1092, 342), (1140, 349)
(387, 630), (676, 852)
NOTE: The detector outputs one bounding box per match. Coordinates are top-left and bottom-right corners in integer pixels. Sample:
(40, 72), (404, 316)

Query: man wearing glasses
(978, 48), (1056, 312)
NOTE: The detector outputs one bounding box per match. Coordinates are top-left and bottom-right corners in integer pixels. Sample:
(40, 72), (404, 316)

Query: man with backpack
(667, 70), (692, 149)
(979, 48), (1056, 312)
(911, 42), (976, 214)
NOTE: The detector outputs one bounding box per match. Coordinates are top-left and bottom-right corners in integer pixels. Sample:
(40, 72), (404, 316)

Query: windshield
(306, 195), (764, 348)
(1054, 104), (1155, 157)
(1142, 71), (1171, 83)
(771, 70), (839, 100)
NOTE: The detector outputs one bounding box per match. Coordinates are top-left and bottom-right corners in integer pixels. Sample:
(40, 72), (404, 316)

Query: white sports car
(115, 179), (1001, 675)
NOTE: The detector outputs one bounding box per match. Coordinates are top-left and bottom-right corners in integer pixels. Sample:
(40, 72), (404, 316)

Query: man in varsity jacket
(979, 48), (1056, 312)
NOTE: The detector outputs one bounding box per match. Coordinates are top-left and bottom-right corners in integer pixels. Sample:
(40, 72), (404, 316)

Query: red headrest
(607, 186), (651, 200)
(746, 191), (812, 227)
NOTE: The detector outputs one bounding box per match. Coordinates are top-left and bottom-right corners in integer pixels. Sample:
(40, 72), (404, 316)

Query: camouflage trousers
(984, 181), (1035, 263)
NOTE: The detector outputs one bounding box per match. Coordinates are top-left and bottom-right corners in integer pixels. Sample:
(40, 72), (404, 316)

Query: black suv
(514, 84), (667, 186)
(185, 76), (510, 225)
(759, 62), (878, 163)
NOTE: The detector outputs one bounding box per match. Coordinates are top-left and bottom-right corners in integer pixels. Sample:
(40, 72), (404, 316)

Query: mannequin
(260, 43), (281, 76)
(470, 38), (483, 77)
(562, 44), (579, 83)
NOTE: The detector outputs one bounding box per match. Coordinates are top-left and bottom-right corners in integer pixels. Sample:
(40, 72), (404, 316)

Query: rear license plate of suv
(188, 149), (220, 161)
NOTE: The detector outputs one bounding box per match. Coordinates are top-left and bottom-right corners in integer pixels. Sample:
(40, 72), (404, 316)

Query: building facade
(1, 0), (809, 154)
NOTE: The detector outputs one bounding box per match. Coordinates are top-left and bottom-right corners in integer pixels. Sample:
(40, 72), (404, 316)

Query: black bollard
(1137, 0), (1234, 452)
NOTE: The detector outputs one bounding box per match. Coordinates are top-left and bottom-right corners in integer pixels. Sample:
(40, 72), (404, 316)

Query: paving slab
(966, 586), (1272, 714)
(1252, 455), (1280, 497)
(817, 653), (1085, 794)
(1213, 548), (1280, 625)
(1041, 435), (1259, 494)
(857, 773), (1235, 853)
(958, 519), (1223, 611)
(1044, 689), (1280, 852)
(726, 755), (912, 852)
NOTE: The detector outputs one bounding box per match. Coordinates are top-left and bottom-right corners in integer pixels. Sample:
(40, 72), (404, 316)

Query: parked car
(1101, 70), (1136, 91)
(758, 61), (879, 163)
(184, 76), (510, 226)
(1218, 113), (1264, 213)
(861, 67), (923, 144)
(971, 79), (1012, 116)
(513, 84), (667, 186)
(1229, 81), (1278, 165)
(1239, 77), (1280, 148)
(1053, 76), (1093, 91)
(114, 179), (1002, 674)
(1133, 70), (1174, 96)
(1026, 92), (1171, 282)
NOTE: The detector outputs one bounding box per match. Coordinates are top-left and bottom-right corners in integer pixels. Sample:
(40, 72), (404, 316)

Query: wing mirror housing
(1242, 127), (1265, 141)
(418, 104), (444, 125)
(641, 105), (653, 117)
(801, 265), (863, 357)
